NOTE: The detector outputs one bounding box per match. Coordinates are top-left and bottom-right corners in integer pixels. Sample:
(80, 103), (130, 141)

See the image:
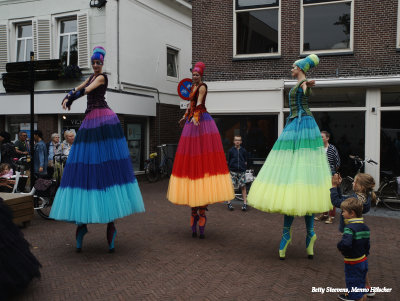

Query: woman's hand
(191, 118), (200, 126)
(305, 80), (315, 88)
(178, 117), (186, 128)
(62, 98), (70, 111)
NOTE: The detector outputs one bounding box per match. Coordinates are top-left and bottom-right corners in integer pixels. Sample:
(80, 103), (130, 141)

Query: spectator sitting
(0, 163), (13, 178)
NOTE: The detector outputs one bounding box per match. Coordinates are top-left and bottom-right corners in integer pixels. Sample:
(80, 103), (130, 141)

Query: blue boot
(107, 222), (117, 253)
(76, 224), (88, 253)
(305, 215), (317, 259)
(279, 215), (294, 260)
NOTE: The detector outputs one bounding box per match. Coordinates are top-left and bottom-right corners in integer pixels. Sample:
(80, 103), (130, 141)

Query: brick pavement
(11, 180), (400, 301)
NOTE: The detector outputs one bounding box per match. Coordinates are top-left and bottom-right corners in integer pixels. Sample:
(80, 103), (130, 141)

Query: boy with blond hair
(337, 198), (370, 301)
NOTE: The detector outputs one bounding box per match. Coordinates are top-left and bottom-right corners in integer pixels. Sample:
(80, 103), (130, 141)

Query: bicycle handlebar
(349, 155), (378, 165)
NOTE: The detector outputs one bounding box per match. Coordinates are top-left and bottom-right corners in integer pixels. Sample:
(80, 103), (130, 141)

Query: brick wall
(149, 103), (183, 153)
(37, 115), (58, 143)
(192, 0), (400, 81)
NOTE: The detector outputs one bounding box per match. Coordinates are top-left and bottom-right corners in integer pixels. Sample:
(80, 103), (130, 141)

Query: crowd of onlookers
(0, 129), (76, 186)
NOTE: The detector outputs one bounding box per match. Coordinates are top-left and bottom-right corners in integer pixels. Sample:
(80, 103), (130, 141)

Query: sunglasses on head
(91, 61), (103, 66)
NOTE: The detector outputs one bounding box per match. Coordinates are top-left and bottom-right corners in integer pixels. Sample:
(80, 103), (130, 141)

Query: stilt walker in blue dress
(50, 47), (145, 252)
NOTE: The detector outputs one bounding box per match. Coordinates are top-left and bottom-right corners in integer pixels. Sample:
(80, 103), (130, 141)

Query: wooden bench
(0, 192), (34, 227)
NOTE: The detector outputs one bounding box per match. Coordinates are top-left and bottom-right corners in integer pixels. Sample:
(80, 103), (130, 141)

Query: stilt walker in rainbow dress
(247, 55), (332, 259)
(167, 62), (234, 239)
(50, 47), (145, 252)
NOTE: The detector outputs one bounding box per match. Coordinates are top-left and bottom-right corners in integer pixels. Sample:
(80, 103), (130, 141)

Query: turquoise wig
(91, 46), (106, 63)
(294, 54), (319, 73)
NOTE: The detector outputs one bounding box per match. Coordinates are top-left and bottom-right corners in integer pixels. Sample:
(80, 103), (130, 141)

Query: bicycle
(339, 155), (378, 196)
(376, 171), (400, 211)
(339, 155), (400, 211)
(12, 157), (57, 220)
(144, 144), (173, 183)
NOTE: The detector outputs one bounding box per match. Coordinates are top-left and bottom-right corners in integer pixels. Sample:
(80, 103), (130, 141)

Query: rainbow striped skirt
(50, 108), (145, 224)
(167, 113), (234, 207)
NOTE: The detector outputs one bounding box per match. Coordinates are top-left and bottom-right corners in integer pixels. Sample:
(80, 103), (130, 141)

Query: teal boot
(279, 215), (294, 260)
(305, 215), (317, 259)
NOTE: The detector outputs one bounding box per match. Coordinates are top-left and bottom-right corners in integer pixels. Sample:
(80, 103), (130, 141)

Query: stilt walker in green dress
(247, 54), (332, 260)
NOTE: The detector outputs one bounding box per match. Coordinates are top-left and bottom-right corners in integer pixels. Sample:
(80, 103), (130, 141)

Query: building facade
(0, 0), (191, 172)
(192, 0), (400, 184)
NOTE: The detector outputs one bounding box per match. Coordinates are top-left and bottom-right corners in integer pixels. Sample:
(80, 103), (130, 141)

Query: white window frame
(301, 0), (354, 55)
(233, 1), (281, 59)
(55, 14), (78, 66)
(15, 22), (33, 62)
(8, 18), (33, 62)
(166, 45), (180, 81)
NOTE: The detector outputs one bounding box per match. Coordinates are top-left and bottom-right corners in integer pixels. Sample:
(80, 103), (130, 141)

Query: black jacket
(228, 147), (247, 172)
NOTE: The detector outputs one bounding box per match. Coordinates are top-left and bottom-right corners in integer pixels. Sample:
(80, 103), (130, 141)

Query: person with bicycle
(331, 172), (376, 298)
(227, 135), (248, 211)
(315, 130), (341, 224)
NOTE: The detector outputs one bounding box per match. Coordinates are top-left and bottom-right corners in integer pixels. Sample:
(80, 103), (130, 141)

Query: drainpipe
(116, 0), (120, 90)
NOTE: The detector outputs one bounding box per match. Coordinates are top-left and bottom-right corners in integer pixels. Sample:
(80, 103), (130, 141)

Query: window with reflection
(284, 111), (365, 177)
(235, 0), (280, 56)
(59, 18), (78, 66)
(381, 111), (400, 176)
(214, 115), (278, 174)
(16, 23), (33, 62)
(302, 0), (352, 53)
(167, 48), (178, 78)
(381, 87), (400, 107)
(284, 87), (365, 108)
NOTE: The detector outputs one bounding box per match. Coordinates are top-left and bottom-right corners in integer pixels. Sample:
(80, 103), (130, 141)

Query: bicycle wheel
(145, 160), (159, 183)
(378, 181), (400, 211)
(340, 177), (354, 196)
(35, 196), (54, 220)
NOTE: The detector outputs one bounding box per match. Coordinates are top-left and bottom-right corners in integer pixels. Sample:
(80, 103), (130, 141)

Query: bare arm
(196, 85), (206, 106)
(84, 75), (105, 94)
(74, 77), (91, 92)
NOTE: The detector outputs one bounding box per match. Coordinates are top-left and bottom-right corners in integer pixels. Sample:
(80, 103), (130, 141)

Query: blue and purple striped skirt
(50, 108), (145, 224)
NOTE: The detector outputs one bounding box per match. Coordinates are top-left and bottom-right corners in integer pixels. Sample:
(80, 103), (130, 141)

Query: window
(284, 87), (365, 108)
(381, 87), (400, 107)
(301, 0), (353, 54)
(16, 23), (33, 62)
(234, 0), (280, 57)
(59, 18), (78, 66)
(213, 115), (278, 175)
(167, 48), (178, 78)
